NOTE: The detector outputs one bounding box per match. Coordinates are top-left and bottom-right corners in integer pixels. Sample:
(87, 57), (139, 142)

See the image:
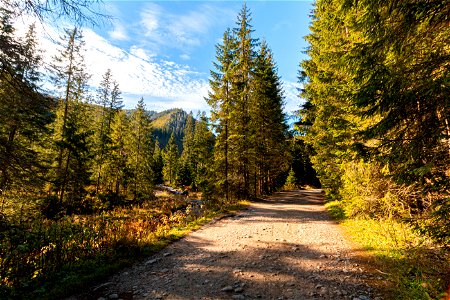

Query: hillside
(151, 108), (192, 151)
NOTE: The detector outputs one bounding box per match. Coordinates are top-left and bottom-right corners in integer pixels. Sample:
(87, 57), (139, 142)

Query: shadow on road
(80, 190), (387, 300)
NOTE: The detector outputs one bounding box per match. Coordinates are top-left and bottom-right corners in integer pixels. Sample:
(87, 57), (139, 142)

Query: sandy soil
(71, 190), (386, 300)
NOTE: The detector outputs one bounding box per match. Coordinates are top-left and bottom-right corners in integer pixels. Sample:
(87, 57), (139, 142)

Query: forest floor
(69, 190), (388, 300)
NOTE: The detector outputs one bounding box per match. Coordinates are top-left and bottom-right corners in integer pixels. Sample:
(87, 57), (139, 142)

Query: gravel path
(74, 190), (386, 300)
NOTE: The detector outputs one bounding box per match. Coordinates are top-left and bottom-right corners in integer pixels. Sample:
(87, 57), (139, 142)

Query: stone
(221, 286), (234, 292)
(145, 259), (158, 265)
(93, 282), (113, 292)
(109, 294), (119, 299)
(232, 295), (245, 300)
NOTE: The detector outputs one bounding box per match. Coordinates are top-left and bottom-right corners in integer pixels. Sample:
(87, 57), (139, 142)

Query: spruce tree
(192, 112), (215, 198)
(0, 19), (53, 195)
(162, 133), (179, 186)
(251, 41), (289, 195)
(178, 112), (196, 187)
(94, 69), (123, 194)
(128, 97), (154, 200)
(231, 4), (259, 198)
(206, 28), (237, 201)
(153, 139), (164, 185)
(50, 27), (93, 209)
(207, 4), (288, 199)
(109, 109), (130, 195)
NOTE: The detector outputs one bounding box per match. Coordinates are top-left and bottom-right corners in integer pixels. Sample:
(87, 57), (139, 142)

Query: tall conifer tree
(207, 28), (237, 200)
(50, 27), (93, 209)
(0, 19), (53, 195)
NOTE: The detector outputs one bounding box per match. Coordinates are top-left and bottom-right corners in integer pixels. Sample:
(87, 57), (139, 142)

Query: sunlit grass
(325, 201), (450, 300)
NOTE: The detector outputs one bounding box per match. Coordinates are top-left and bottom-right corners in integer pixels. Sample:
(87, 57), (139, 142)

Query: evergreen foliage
(207, 5), (289, 200)
(300, 0), (450, 245)
(49, 27), (93, 212)
(0, 15), (54, 196)
(162, 133), (179, 186)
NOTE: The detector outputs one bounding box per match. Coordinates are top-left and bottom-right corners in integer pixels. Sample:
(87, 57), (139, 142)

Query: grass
(325, 201), (450, 300)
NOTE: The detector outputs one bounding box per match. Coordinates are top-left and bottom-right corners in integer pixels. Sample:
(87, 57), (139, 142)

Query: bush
(340, 160), (409, 218)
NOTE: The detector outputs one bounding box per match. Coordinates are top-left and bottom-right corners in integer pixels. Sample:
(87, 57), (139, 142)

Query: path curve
(75, 190), (385, 300)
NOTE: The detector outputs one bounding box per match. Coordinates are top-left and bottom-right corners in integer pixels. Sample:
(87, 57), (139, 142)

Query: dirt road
(75, 190), (385, 300)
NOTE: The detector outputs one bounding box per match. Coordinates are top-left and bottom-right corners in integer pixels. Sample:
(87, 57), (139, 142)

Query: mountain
(151, 108), (190, 152)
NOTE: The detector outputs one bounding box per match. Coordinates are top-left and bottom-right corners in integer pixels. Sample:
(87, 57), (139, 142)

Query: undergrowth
(325, 200), (450, 300)
(0, 195), (248, 300)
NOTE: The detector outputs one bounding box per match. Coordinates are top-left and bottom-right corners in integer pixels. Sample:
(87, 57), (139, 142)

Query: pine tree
(192, 112), (215, 198)
(207, 4), (288, 199)
(251, 41), (289, 195)
(301, 0), (450, 243)
(299, 0), (361, 200)
(50, 27), (93, 210)
(231, 4), (259, 198)
(206, 28), (237, 201)
(178, 112), (196, 187)
(94, 69), (123, 194)
(284, 168), (297, 190)
(109, 109), (130, 195)
(340, 0), (450, 242)
(128, 97), (154, 200)
(153, 139), (164, 185)
(162, 133), (179, 186)
(0, 18), (53, 195)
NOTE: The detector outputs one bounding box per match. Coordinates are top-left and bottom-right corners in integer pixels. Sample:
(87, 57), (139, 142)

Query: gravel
(70, 190), (385, 300)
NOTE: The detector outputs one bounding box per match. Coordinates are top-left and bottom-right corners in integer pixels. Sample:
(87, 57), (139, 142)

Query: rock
(221, 286), (234, 292)
(109, 294), (119, 299)
(93, 282), (113, 292)
(232, 295), (245, 300)
(97, 298), (106, 300)
(358, 296), (370, 300)
(163, 252), (172, 257)
(315, 284), (324, 289)
(145, 259), (158, 265)
(234, 287), (244, 293)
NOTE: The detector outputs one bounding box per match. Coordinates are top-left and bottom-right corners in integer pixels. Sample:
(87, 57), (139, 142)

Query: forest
(300, 0), (449, 246)
(1, 0), (449, 298)
(0, 2), (318, 298)
(300, 0), (449, 297)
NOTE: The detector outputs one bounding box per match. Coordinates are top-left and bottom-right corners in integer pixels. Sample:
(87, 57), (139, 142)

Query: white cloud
(139, 3), (235, 51)
(13, 14), (209, 112)
(180, 54), (190, 60)
(108, 21), (128, 41)
(282, 80), (303, 114)
(140, 4), (161, 33)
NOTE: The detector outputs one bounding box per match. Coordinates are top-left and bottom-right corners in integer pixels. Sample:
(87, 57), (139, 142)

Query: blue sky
(19, 1), (314, 114)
